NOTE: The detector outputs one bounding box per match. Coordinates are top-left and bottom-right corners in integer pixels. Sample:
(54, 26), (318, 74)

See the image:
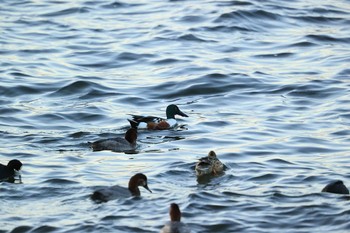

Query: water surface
(1, 0), (350, 232)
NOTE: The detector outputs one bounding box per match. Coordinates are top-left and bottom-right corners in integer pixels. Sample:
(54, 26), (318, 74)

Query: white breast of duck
(165, 118), (177, 127)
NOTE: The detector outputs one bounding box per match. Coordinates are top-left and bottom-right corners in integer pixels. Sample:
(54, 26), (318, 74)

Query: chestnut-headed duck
(91, 173), (152, 202)
(160, 203), (191, 233)
(89, 128), (137, 152)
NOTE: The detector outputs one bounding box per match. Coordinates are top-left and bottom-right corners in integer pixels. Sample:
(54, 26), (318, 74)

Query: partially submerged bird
(91, 173), (152, 202)
(195, 151), (224, 176)
(128, 104), (188, 130)
(0, 159), (23, 183)
(322, 180), (349, 194)
(89, 128), (137, 152)
(160, 203), (191, 233)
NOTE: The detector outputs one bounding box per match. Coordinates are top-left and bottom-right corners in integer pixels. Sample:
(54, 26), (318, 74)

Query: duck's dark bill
(144, 185), (152, 193)
(178, 111), (188, 117)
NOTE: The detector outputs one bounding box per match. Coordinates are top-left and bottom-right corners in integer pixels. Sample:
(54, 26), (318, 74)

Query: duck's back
(0, 164), (13, 180)
(213, 159), (224, 172)
(90, 138), (135, 152)
(195, 157), (213, 176)
(160, 221), (191, 233)
(91, 185), (131, 202)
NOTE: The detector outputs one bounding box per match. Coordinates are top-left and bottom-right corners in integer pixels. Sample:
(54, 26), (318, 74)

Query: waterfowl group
(4, 103), (349, 233)
(88, 105), (188, 153)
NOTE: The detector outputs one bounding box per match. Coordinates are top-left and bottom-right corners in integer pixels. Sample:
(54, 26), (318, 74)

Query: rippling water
(1, 0), (350, 232)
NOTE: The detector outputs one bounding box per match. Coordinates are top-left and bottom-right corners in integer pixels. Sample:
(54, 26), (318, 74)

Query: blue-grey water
(1, 0), (350, 232)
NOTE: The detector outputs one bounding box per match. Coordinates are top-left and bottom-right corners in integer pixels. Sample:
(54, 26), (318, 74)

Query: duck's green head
(166, 104), (188, 119)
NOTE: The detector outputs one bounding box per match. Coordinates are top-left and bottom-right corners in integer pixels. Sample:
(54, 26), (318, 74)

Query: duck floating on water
(195, 151), (224, 176)
(160, 203), (191, 233)
(0, 159), (22, 183)
(128, 104), (188, 130)
(89, 128), (137, 152)
(91, 173), (152, 202)
(322, 180), (349, 194)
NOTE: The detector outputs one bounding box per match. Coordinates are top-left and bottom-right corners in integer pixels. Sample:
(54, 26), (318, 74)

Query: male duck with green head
(128, 104), (188, 130)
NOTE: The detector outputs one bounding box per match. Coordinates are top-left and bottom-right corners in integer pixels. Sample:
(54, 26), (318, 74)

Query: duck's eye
(139, 180), (146, 186)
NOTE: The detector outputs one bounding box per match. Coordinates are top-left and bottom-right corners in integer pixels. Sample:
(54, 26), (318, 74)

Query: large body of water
(1, 0), (350, 232)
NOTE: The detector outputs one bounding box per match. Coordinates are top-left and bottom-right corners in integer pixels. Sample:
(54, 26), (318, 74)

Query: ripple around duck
(213, 9), (285, 30)
(152, 58), (186, 65)
(305, 34), (350, 44)
(216, 0), (254, 7)
(336, 68), (350, 76)
(39, 7), (91, 17)
(287, 41), (319, 48)
(177, 34), (214, 42)
(117, 52), (155, 61)
(253, 52), (295, 59)
(17, 48), (61, 55)
(147, 73), (264, 99)
(7, 71), (34, 78)
(215, 9), (280, 22)
(198, 25), (254, 33)
(99, 1), (125, 9)
(71, 51), (154, 69)
(292, 15), (349, 25)
(178, 15), (208, 24)
(47, 80), (113, 98)
(286, 83), (344, 99)
(42, 178), (80, 185)
(0, 84), (48, 98)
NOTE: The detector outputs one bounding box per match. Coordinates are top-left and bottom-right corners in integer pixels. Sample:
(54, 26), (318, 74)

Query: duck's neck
(125, 129), (137, 144)
(170, 204), (181, 222)
(166, 110), (175, 119)
(128, 185), (140, 196)
(128, 177), (140, 196)
(6, 167), (16, 176)
(170, 209), (181, 222)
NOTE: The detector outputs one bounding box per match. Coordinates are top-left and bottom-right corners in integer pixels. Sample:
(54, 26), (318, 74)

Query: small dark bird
(0, 159), (23, 182)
